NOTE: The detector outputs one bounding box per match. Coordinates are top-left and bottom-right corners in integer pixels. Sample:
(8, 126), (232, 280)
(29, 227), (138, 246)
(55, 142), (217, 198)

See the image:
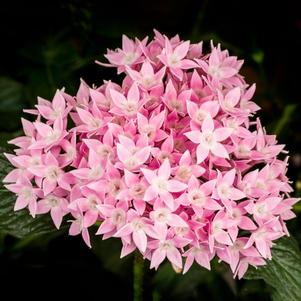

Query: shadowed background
(0, 0), (300, 300)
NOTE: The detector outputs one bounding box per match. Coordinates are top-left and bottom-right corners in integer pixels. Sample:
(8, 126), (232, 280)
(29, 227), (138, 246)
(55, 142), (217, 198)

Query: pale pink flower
(37, 188), (68, 228)
(158, 38), (198, 80)
(126, 61), (166, 90)
(162, 80), (191, 115)
(3, 31), (298, 278)
(5, 177), (43, 217)
(183, 243), (214, 273)
(114, 209), (156, 253)
(184, 115), (233, 163)
(116, 134), (151, 171)
(141, 159), (187, 209)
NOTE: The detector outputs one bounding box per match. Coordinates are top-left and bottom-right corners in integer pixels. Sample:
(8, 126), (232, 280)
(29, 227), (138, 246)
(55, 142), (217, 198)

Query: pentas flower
(3, 30), (299, 279)
(184, 115), (233, 163)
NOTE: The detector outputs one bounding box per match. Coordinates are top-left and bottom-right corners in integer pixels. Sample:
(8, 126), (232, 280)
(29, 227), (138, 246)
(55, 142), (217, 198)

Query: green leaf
(273, 104), (297, 136)
(0, 77), (25, 131)
(244, 236), (301, 301)
(0, 152), (60, 238)
(0, 77), (24, 110)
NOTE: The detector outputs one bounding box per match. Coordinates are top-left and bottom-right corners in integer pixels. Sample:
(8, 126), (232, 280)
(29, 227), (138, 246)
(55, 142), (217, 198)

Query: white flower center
(22, 187), (34, 200)
(152, 177), (168, 194)
(47, 196), (59, 207)
(212, 220), (223, 234)
(29, 156), (41, 167)
(194, 109), (207, 124)
(123, 101), (138, 116)
(176, 165), (192, 181)
(169, 99), (182, 111)
(188, 189), (206, 206)
(108, 179), (123, 197)
(97, 145), (113, 159)
(141, 124), (156, 140)
(255, 180), (266, 189)
(123, 52), (136, 65)
(111, 209), (126, 225)
(200, 132), (216, 149)
(88, 118), (102, 131)
(208, 65), (222, 79)
(217, 183), (231, 199)
(236, 144), (250, 156)
(142, 76), (154, 88)
(131, 219), (145, 231)
(88, 195), (99, 210)
(160, 240), (173, 250)
(46, 130), (61, 144)
(130, 183), (146, 199)
(254, 203), (267, 217)
(124, 156), (139, 170)
(88, 165), (103, 180)
(46, 166), (62, 181)
(168, 54), (180, 67)
(153, 208), (170, 223)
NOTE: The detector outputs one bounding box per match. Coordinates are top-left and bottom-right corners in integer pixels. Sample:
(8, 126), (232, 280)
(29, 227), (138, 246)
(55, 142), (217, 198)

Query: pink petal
(14, 195), (29, 211)
(158, 159), (171, 179)
(239, 216), (257, 230)
(166, 247), (182, 268)
(255, 239), (268, 258)
(173, 41), (190, 60)
(196, 145), (209, 163)
(43, 178), (57, 195)
(114, 223), (133, 237)
(34, 122), (52, 137)
(230, 188), (245, 200)
(195, 252), (211, 270)
(144, 186), (157, 201)
(76, 107), (94, 125)
(168, 214), (188, 227)
(135, 146), (151, 164)
(69, 221), (81, 236)
(82, 227), (91, 248)
(186, 100), (198, 120)
(179, 150), (192, 165)
(210, 143), (229, 159)
(52, 90), (65, 110)
(215, 230), (232, 245)
(141, 168), (156, 184)
(214, 127), (233, 142)
(127, 82), (140, 103)
(183, 253), (194, 274)
(201, 115), (214, 132)
(50, 207), (64, 229)
(96, 219), (115, 235)
(117, 143), (132, 163)
(133, 230), (147, 253)
(184, 131), (201, 144)
(204, 198), (222, 210)
(167, 180), (187, 192)
(225, 87), (241, 106)
(83, 210), (99, 228)
(110, 89), (127, 107)
(150, 248), (166, 269)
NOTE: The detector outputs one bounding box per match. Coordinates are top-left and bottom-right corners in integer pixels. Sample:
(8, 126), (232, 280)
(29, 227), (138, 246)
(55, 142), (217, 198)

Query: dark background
(0, 0), (300, 300)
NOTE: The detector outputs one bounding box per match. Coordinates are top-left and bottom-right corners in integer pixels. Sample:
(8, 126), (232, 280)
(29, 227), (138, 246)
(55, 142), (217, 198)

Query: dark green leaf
(244, 236), (301, 301)
(0, 77), (25, 131)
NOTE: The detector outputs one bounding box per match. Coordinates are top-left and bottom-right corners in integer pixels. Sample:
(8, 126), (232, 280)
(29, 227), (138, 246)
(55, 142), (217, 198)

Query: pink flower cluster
(3, 31), (298, 278)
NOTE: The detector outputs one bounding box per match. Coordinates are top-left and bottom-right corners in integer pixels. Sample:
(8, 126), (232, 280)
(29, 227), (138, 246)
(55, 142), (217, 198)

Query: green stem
(133, 252), (144, 301)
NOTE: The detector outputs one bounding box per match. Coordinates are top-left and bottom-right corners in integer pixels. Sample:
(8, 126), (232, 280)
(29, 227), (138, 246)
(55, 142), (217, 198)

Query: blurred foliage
(0, 0), (300, 300)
